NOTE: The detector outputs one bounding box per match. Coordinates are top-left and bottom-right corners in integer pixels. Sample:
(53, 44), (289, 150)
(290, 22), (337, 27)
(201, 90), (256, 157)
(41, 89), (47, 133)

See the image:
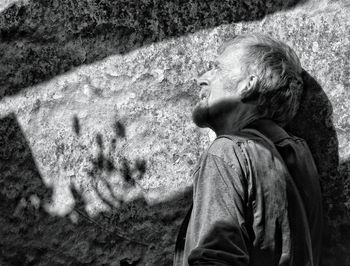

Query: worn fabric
(247, 119), (323, 266)
(174, 119), (321, 266)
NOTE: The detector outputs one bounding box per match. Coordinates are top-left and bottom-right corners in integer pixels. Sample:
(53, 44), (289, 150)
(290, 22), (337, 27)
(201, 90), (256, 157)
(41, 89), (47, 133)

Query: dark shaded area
(0, 113), (193, 265)
(120, 258), (140, 266)
(72, 114), (80, 136)
(286, 71), (349, 265)
(114, 121), (126, 139)
(0, 0), (307, 99)
(0, 113), (53, 265)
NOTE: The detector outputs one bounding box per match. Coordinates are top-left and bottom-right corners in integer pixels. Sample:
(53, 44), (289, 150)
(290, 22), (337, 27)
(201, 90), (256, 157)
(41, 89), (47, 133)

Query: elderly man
(174, 33), (323, 266)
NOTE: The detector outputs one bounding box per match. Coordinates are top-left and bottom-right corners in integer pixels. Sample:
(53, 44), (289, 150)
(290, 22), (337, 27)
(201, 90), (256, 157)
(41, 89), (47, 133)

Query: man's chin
(191, 103), (211, 128)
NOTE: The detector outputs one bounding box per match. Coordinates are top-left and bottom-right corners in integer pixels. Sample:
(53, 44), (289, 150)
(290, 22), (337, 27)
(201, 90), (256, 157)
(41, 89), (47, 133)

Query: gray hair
(222, 33), (304, 126)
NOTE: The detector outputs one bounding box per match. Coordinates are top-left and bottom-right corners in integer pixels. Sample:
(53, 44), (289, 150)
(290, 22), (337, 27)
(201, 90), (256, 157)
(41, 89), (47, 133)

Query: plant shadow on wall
(0, 114), (193, 266)
(75, 116), (148, 210)
(286, 70), (349, 266)
(0, 0), (309, 99)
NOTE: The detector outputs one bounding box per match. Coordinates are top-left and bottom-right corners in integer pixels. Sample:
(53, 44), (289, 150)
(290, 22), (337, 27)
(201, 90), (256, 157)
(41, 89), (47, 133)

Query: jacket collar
(245, 119), (290, 143)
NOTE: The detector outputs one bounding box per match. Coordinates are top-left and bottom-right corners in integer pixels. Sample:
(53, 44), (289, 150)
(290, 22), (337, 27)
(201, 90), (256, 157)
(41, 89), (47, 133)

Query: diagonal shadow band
(0, 0), (307, 99)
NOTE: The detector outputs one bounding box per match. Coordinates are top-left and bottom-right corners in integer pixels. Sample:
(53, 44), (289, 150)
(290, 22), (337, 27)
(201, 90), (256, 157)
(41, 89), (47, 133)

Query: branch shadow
(286, 70), (349, 265)
(0, 112), (193, 265)
(0, 0), (308, 99)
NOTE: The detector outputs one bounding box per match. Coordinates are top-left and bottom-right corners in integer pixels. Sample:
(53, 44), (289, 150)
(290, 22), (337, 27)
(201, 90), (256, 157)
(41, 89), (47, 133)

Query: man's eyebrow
(206, 60), (221, 71)
(214, 60), (222, 68)
(211, 60), (219, 66)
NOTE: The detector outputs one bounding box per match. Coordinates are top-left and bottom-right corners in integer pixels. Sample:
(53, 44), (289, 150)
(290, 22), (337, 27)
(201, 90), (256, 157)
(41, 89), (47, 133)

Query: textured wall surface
(0, 0), (349, 265)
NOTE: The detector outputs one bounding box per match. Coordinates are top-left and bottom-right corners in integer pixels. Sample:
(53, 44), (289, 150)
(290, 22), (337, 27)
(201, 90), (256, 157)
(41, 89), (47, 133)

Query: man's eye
(208, 61), (219, 70)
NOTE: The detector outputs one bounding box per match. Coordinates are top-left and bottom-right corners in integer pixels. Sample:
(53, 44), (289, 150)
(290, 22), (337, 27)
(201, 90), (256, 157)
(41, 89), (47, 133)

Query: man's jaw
(192, 97), (253, 134)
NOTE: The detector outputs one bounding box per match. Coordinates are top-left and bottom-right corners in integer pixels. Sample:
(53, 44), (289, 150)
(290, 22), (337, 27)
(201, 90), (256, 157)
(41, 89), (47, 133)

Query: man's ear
(246, 75), (258, 90)
(241, 75), (259, 102)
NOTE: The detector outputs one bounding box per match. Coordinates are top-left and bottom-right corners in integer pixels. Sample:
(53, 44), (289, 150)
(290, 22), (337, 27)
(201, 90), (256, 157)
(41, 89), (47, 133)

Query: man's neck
(211, 102), (261, 136)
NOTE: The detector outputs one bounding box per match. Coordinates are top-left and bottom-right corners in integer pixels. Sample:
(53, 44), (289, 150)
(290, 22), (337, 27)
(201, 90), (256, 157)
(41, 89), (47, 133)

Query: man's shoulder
(209, 133), (261, 151)
(206, 133), (258, 164)
(209, 136), (241, 151)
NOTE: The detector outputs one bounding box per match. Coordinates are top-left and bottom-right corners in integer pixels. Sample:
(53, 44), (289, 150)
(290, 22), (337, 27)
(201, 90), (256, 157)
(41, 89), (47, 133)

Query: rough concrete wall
(0, 0), (349, 265)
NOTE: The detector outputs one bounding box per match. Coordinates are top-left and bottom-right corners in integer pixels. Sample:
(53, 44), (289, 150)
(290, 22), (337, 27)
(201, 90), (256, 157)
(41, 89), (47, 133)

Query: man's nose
(196, 70), (213, 86)
(196, 78), (209, 87)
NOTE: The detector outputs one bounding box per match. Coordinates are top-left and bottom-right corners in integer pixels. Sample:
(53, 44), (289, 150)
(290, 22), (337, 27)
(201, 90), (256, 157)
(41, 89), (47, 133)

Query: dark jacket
(174, 119), (322, 266)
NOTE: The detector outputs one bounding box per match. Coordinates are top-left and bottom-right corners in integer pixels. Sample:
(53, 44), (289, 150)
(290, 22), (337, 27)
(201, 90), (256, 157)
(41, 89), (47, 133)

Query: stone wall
(0, 0), (349, 265)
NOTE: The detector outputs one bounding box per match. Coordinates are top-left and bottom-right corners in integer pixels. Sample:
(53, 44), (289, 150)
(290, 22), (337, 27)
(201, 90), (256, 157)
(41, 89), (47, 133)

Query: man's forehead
(217, 44), (246, 64)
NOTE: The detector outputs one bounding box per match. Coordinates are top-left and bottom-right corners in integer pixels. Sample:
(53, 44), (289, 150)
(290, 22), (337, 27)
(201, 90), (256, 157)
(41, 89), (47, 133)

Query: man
(174, 33), (322, 266)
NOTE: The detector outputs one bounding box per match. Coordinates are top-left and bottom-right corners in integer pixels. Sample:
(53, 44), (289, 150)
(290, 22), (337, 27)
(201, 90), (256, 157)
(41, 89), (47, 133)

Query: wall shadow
(0, 0), (308, 99)
(286, 70), (349, 265)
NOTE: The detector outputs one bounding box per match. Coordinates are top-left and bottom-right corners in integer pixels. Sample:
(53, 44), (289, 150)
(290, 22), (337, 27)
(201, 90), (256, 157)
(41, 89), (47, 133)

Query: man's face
(192, 45), (248, 128)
